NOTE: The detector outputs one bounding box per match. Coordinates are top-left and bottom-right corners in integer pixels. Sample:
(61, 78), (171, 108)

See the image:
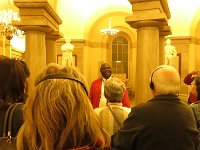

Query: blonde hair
(152, 65), (180, 95)
(17, 63), (109, 150)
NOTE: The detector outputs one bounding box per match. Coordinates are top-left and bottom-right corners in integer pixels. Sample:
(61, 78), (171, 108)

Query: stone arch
(84, 8), (137, 93)
(83, 4), (132, 40)
(105, 29), (136, 94)
(85, 11), (135, 43)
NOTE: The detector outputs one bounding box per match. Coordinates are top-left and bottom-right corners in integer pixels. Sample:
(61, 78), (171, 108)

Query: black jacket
(111, 95), (200, 150)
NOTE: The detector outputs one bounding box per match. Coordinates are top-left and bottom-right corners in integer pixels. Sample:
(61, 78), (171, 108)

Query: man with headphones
(111, 65), (200, 150)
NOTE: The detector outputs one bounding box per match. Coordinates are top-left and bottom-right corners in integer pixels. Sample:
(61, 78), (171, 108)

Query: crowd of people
(0, 55), (200, 150)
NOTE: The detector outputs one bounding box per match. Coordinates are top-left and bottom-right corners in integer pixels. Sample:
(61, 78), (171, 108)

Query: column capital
(46, 31), (64, 40)
(56, 38), (66, 47)
(126, 0), (170, 30)
(17, 25), (52, 33)
(128, 0), (170, 19)
(159, 25), (172, 36)
(126, 19), (167, 29)
(13, 0), (62, 33)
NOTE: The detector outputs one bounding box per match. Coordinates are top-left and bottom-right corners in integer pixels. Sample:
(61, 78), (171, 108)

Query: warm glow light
(100, 18), (119, 35)
(0, 9), (20, 24)
(0, 0), (23, 40)
(100, 28), (119, 35)
(10, 35), (25, 52)
(167, 0), (200, 36)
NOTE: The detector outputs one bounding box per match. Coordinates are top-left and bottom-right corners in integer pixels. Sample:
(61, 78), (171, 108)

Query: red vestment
(89, 78), (131, 109)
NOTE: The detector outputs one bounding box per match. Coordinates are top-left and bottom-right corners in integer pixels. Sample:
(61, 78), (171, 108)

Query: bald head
(100, 63), (112, 79)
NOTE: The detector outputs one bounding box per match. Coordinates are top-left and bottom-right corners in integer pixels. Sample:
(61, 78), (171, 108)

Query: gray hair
(104, 77), (126, 103)
(152, 65), (180, 95)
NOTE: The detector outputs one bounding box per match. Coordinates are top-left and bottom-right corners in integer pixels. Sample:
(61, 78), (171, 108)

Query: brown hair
(0, 56), (28, 103)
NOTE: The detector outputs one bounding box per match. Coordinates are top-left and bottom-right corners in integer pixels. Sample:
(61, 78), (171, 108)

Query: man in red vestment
(89, 63), (131, 109)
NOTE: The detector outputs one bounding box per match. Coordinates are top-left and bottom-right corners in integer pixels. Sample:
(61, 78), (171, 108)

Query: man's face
(100, 64), (112, 79)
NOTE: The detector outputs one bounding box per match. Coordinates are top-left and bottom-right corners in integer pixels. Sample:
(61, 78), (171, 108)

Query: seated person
(184, 70), (199, 104)
(111, 65), (200, 150)
(189, 76), (200, 129)
(17, 63), (110, 150)
(94, 77), (131, 137)
(0, 56), (29, 137)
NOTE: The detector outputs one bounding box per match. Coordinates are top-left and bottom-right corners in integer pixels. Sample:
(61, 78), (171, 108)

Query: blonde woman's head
(17, 63), (109, 150)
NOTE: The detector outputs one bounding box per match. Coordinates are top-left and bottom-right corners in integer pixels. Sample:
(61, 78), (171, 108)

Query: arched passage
(85, 9), (137, 95)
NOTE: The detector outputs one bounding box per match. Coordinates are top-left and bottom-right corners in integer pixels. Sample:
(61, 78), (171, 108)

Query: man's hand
(190, 71), (199, 76)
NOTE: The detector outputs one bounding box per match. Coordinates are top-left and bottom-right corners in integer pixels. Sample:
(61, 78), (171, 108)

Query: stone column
(137, 26), (159, 104)
(126, 0), (171, 105)
(70, 39), (86, 74)
(46, 38), (57, 64)
(25, 30), (46, 91)
(14, 0), (62, 93)
(159, 36), (166, 65)
(46, 31), (63, 65)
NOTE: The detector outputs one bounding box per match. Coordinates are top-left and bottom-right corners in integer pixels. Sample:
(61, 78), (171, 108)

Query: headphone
(149, 66), (164, 90)
(36, 74), (88, 95)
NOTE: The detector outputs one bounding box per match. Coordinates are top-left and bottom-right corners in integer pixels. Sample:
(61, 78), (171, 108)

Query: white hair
(104, 77), (126, 102)
(152, 65), (180, 95)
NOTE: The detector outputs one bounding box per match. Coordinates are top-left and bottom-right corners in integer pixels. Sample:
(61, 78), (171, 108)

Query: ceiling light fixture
(100, 0), (119, 36)
(100, 18), (119, 36)
(0, 0), (24, 40)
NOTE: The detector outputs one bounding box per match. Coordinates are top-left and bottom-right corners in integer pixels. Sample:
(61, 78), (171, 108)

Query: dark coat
(111, 95), (200, 150)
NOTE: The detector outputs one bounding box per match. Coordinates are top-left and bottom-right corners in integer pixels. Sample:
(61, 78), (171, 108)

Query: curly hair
(17, 63), (109, 150)
(104, 77), (126, 103)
